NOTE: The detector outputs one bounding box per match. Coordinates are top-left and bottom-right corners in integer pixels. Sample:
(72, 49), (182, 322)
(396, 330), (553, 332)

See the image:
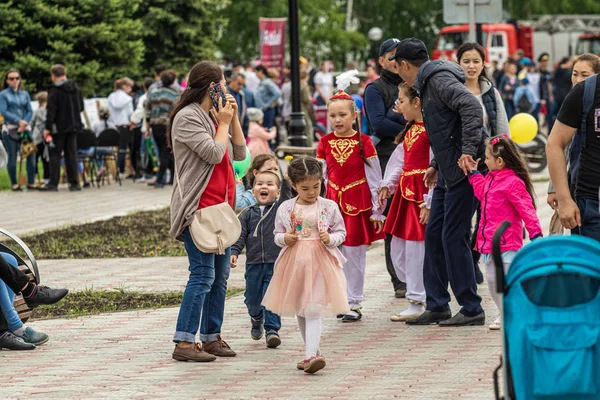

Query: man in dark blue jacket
(392, 38), (486, 327)
(364, 38), (407, 298)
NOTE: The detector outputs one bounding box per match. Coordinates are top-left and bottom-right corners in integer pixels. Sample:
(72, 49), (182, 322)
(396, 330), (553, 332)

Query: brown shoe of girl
(304, 356), (326, 374)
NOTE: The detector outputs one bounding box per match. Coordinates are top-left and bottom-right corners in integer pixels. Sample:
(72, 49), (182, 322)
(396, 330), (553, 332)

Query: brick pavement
(1, 246), (502, 400)
(0, 179), (555, 399)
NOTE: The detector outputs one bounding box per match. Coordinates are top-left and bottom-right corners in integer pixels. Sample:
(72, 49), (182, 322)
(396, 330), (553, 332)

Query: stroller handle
(493, 221), (511, 294)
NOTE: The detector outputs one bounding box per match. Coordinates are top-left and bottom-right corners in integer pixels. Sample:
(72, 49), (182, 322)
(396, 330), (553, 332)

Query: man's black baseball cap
(379, 38), (401, 57)
(389, 38), (429, 62)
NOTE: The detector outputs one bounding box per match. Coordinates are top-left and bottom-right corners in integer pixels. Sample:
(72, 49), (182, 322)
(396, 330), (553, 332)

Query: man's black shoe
(24, 286), (69, 308)
(438, 311), (485, 327)
(38, 184), (58, 192)
(405, 310), (452, 325)
(0, 331), (36, 350)
(69, 184), (82, 192)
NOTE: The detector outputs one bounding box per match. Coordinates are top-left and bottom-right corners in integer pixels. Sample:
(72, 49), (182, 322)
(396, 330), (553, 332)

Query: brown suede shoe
(202, 334), (236, 357)
(304, 356), (326, 374)
(296, 360), (305, 370)
(172, 342), (216, 362)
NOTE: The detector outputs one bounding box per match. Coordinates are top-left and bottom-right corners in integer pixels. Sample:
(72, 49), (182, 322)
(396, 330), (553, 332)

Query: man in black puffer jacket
(392, 38), (487, 327)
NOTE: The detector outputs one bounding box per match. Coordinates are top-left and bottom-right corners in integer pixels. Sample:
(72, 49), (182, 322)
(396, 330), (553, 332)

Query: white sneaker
(137, 176), (149, 183)
(489, 317), (501, 330)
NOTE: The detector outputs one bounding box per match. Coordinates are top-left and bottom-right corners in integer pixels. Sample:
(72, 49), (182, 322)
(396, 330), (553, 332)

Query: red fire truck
(432, 15), (600, 64)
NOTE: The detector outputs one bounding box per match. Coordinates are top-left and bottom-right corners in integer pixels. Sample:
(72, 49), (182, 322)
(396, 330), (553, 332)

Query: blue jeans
(262, 107), (276, 130)
(174, 228), (231, 343)
(572, 199), (600, 242)
(423, 175), (483, 316)
(0, 252), (23, 332)
(244, 263), (281, 332)
(2, 132), (36, 186)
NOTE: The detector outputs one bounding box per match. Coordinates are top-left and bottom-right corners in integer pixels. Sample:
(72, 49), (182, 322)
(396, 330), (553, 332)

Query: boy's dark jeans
(244, 263), (281, 332)
(572, 198), (600, 242)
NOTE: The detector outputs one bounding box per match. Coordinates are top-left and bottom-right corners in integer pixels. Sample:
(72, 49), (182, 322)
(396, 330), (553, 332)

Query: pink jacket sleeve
(468, 171), (486, 202)
(326, 204), (347, 248)
(249, 123), (276, 140)
(507, 179), (543, 239)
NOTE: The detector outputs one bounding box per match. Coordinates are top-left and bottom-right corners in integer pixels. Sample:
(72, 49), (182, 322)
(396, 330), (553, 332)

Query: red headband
(330, 90), (354, 101)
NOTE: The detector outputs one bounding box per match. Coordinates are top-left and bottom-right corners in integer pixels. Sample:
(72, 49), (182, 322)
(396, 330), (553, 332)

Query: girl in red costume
(316, 71), (385, 322)
(378, 84), (432, 322)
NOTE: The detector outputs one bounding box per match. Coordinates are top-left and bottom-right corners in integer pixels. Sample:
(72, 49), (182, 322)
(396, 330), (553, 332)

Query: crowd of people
(1, 36), (599, 381)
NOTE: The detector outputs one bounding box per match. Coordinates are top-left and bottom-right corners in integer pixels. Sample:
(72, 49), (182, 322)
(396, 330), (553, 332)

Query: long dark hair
(488, 135), (537, 208)
(457, 42), (487, 81)
(2, 69), (22, 90)
(167, 60), (223, 148)
(327, 96), (369, 166)
(394, 84), (420, 145)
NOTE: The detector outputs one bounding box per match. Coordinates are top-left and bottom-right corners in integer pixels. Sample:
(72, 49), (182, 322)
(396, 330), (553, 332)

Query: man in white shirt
(244, 62), (260, 94)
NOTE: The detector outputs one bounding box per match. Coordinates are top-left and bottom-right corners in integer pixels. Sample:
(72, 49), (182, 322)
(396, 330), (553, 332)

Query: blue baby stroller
(492, 221), (600, 399)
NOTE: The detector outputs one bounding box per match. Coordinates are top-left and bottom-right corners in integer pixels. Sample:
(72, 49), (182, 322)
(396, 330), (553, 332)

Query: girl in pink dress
(262, 156), (348, 374)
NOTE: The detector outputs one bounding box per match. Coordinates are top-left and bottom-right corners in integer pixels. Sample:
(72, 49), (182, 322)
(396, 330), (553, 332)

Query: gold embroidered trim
(329, 177), (367, 193)
(402, 169), (428, 177)
(345, 204), (357, 212)
(404, 124), (425, 151)
(328, 138), (359, 166)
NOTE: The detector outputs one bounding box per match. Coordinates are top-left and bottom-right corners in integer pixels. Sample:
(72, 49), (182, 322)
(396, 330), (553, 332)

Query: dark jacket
(364, 69), (406, 139)
(45, 78), (84, 134)
(231, 179), (292, 264)
(414, 60), (486, 188)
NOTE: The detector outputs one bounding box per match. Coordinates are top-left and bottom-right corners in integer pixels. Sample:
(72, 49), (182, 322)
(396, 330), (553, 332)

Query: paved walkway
(0, 177), (555, 399)
(3, 246), (502, 400)
(0, 180), (173, 236)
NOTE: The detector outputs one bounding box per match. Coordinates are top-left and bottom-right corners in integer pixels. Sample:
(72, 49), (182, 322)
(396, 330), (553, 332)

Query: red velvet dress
(383, 122), (430, 241)
(317, 132), (385, 246)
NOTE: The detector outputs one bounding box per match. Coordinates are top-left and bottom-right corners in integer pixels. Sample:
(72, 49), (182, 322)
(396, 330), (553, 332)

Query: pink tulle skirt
(262, 239), (349, 318)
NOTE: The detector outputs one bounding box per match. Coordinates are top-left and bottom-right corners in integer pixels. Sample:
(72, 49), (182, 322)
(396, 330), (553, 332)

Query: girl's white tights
(297, 315), (322, 359)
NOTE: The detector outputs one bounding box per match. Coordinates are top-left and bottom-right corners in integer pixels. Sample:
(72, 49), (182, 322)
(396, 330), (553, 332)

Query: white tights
(297, 315), (322, 359)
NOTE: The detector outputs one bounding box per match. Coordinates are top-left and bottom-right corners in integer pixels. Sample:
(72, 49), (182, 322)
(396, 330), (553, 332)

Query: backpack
(517, 91), (532, 113)
(568, 74), (598, 188)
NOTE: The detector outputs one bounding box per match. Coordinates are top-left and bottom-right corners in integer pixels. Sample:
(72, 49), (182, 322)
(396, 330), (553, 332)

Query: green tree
(217, 0), (368, 68)
(135, 0), (225, 75)
(0, 0), (144, 97)
(353, 0), (444, 56)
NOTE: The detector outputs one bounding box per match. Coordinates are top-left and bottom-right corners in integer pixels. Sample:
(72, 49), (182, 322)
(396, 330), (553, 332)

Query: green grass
(0, 167), (13, 191)
(22, 208), (187, 259)
(32, 288), (244, 320)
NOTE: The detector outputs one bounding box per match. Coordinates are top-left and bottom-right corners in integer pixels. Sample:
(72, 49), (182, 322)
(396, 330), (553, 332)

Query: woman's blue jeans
(2, 132), (36, 186)
(0, 252), (24, 332)
(173, 227), (231, 343)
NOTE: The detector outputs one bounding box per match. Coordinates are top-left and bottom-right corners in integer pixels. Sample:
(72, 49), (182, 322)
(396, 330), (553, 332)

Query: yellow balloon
(509, 113), (538, 144)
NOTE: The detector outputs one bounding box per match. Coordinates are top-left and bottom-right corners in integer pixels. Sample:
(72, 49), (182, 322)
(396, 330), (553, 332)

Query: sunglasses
(7, 77), (20, 81)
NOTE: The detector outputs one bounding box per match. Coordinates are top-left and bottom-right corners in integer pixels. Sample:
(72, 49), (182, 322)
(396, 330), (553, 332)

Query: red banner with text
(259, 18), (287, 86)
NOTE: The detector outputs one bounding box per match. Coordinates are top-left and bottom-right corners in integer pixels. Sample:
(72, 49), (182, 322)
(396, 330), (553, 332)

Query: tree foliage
(0, 0), (144, 97)
(134, 0), (226, 76)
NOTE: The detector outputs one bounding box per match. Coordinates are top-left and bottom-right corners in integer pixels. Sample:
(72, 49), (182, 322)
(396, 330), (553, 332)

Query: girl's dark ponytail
(355, 113), (370, 167)
(394, 120), (415, 145)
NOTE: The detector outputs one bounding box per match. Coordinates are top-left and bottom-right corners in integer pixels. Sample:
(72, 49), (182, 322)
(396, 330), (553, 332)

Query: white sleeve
(420, 148), (435, 209)
(365, 156), (384, 221)
(380, 145), (404, 194)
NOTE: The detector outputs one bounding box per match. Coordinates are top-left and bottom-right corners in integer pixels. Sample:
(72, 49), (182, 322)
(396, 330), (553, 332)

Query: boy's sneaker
(251, 317), (264, 340)
(266, 331), (281, 349)
(0, 331), (35, 350)
(24, 286), (68, 308)
(21, 327), (49, 346)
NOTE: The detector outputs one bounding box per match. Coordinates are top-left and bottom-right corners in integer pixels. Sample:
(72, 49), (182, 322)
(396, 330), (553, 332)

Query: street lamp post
(287, 0), (307, 147)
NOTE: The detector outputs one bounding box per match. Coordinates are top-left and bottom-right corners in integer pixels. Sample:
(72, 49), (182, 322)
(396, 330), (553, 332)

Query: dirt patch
(21, 208), (186, 259)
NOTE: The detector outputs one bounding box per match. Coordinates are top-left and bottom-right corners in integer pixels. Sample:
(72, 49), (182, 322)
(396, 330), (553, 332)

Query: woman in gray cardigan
(169, 61), (247, 362)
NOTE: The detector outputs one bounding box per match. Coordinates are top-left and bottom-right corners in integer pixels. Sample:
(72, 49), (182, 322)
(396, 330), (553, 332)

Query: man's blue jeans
(0, 252), (23, 332)
(244, 263), (281, 332)
(174, 228), (231, 343)
(572, 198), (600, 242)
